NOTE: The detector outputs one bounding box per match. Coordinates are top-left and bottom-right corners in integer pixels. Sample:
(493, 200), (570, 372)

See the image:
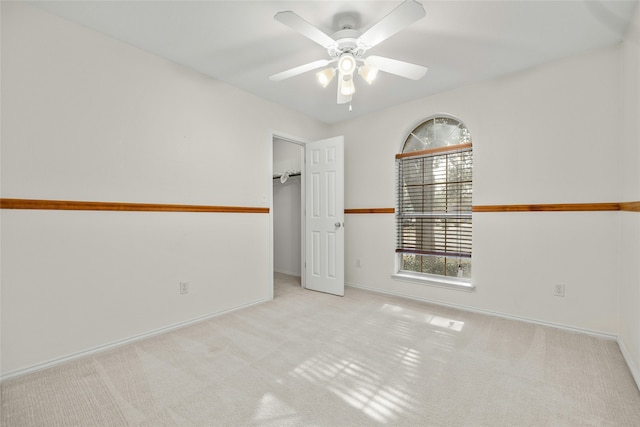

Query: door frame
(269, 131), (307, 300)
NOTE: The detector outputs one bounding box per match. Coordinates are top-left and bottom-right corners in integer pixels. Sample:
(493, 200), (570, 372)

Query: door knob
(335, 222), (342, 228)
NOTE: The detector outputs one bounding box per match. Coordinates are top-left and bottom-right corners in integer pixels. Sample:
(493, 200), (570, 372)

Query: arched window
(395, 116), (473, 284)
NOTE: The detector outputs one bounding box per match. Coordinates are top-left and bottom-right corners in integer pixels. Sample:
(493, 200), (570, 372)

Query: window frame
(392, 115), (474, 291)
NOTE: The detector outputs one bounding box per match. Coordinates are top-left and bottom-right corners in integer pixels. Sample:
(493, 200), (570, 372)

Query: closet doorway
(272, 137), (305, 291)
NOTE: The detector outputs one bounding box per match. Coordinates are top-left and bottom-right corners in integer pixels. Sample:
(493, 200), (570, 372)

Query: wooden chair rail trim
(395, 143), (472, 159)
(620, 201), (640, 212)
(473, 203), (623, 212)
(2, 199), (637, 214)
(345, 208), (395, 214)
(346, 202), (640, 214)
(0, 198), (269, 214)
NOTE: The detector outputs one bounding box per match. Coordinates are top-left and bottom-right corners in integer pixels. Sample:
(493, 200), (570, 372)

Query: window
(395, 116), (473, 287)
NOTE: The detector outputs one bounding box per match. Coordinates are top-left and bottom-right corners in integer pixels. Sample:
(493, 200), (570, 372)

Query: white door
(305, 136), (344, 296)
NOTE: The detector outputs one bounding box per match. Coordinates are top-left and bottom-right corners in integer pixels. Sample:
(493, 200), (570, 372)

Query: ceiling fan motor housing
(329, 29), (365, 58)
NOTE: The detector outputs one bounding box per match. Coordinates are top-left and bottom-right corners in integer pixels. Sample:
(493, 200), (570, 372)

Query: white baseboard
(618, 338), (640, 391)
(346, 281), (618, 341)
(0, 297), (270, 382)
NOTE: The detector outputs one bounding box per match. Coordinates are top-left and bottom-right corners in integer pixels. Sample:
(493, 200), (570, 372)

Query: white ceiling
(31, 1), (638, 124)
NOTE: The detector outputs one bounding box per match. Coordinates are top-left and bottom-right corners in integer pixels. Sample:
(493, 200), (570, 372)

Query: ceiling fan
(269, 0), (428, 105)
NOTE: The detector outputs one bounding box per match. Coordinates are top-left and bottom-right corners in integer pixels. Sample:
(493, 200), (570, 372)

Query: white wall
(273, 178), (302, 276)
(273, 138), (302, 176)
(273, 139), (302, 276)
(0, 2), (327, 376)
(331, 45), (623, 336)
(2, 0), (638, 385)
(619, 4), (640, 386)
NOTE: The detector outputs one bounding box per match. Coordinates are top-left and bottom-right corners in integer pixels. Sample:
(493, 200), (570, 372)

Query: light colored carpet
(2, 273), (640, 426)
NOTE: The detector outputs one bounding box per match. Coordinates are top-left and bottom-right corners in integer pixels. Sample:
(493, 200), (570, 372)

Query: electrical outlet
(356, 258), (361, 268)
(554, 283), (565, 297)
(180, 282), (189, 294)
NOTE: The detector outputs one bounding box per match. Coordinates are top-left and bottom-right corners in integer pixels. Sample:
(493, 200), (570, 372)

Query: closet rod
(272, 172), (301, 180)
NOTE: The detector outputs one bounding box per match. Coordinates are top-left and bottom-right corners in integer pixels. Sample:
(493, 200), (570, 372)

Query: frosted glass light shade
(338, 54), (356, 75)
(340, 75), (355, 96)
(316, 67), (335, 88)
(359, 64), (378, 84)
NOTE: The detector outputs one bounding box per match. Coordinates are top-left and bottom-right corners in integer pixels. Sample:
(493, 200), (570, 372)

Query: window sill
(391, 272), (475, 292)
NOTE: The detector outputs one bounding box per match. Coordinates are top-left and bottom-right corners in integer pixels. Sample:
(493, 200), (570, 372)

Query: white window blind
(396, 144), (472, 261)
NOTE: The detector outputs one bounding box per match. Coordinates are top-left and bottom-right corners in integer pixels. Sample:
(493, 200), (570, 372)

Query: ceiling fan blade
(269, 59), (331, 81)
(275, 11), (337, 49)
(358, 0), (426, 50)
(337, 75), (352, 104)
(366, 55), (427, 80)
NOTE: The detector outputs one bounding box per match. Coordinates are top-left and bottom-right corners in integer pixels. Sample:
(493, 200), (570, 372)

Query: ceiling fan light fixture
(272, 1), (429, 107)
(316, 67), (335, 88)
(338, 53), (356, 75)
(358, 64), (378, 85)
(340, 74), (356, 96)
